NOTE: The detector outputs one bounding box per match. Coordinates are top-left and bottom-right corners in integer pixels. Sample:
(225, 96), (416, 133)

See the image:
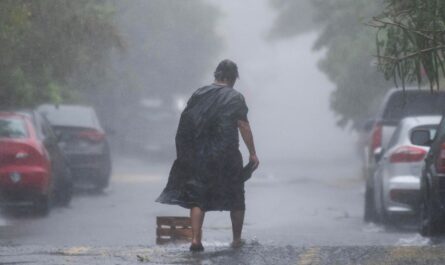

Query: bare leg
(190, 207), (205, 245)
(230, 210), (245, 246)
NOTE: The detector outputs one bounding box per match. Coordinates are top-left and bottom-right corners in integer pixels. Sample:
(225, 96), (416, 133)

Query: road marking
(389, 247), (419, 260)
(297, 247), (321, 265)
(59, 246), (91, 256)
(384, 246), (445, 264)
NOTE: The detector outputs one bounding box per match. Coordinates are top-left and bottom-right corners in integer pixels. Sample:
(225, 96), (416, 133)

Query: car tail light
(78, 129), (105, 142)
(371, 122), (382, 152)
(436, 143), (445, 173)
(390, 146), (427, 163)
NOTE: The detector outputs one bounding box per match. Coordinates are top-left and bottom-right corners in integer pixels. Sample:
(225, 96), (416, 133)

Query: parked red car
(0, 111), (73, 214)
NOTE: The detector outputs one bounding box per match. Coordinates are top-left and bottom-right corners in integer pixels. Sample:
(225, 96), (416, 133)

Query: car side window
(430, 128), (437, 140)
(427, 117), (445, 157)
(31, 113), (45, 140)
(42, 119), (56, 140)
(35, 112), (56, 140)
(434, 117), (445, 142)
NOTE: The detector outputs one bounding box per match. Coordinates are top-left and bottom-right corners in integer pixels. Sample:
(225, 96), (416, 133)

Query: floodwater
(2, 0), (445, 264)
(1, 157), (443, 264)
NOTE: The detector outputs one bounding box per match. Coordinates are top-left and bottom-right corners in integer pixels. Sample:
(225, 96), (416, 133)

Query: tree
(371, 0), (445, 90)
(269, 0), (393, 128)
(0, 0), (121, 108)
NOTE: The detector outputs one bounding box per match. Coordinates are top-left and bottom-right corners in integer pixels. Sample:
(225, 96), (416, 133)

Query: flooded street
(2, 157), (445, 264)
(1, 0), (445, 264)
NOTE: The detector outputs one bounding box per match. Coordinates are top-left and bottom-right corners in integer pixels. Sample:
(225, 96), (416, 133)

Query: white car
(371, 116), (441, 223)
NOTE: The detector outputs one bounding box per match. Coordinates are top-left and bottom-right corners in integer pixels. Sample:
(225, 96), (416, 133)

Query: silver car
(371, 116), (441, 223)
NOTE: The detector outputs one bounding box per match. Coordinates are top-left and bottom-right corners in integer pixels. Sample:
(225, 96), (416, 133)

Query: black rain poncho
(156, 84), (249, 211)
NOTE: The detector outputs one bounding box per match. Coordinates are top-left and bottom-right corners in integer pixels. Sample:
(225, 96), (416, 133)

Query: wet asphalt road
(2, 156), (445, 264)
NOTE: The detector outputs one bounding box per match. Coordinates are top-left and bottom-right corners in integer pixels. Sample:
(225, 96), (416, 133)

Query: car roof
(399, 115), (442, 128)
(37, 104), (100, 129)
(385, 87), (445, 94)
(377, 89), (445, 122)
(0, 111), (32, 119)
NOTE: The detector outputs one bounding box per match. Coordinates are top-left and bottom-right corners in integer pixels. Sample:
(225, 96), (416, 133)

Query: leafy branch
(372, 0), (445, 91)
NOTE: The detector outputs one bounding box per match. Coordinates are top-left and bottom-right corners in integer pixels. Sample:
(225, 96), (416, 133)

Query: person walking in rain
(156, 59), (259, 252)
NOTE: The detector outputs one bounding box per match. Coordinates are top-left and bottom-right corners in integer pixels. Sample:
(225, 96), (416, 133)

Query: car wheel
(364, 184), (377, 222)
(375, 197), (387, 225)
(94, 157), (111, 191)
(94, 171), (110, 191)
(419, 181), (441, 236)
(376, 178), (390, 225)
(34, 194), (51, 216)
(55, 167), (73, 206)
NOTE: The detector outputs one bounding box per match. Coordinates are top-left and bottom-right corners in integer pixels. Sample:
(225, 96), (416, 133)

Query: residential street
(2, 156), (445, 264)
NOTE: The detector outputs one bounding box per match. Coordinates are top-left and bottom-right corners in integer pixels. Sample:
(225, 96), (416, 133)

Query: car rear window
(410, 125), (438, 145)
(0, 117), (28, 138)
(383, 92), (445, 121)
(40, 106), (100, 129)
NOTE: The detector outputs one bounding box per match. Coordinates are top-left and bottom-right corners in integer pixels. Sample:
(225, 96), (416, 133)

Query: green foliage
(270, 0), (393, 128)
(0, 0), (222, 128)
(0, 0), (121, 108)
(372, 0), (445, 90)
(313, 0), (392, 128)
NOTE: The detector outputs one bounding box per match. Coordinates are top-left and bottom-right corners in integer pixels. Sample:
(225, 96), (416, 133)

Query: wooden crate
(156, 216), (192, 245)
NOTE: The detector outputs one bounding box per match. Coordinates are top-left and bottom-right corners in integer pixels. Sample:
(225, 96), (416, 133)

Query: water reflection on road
(2, 157), (445, 264)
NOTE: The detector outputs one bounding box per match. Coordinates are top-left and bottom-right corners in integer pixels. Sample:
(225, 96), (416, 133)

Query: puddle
(362, 223), (385, 233)
(396, 234), (430, 246)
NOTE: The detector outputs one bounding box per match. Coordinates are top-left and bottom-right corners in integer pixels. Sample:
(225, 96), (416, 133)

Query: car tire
(375, 199), (387, 225)
(419, 181), (441, 237)
(376, 178), (390, 225)
(94, 171), (110, 191)
(364, 184), (377, 222)
(55, 167), (73, 206)
(94, 156), (111, 191)
(34, 194), (51, 216)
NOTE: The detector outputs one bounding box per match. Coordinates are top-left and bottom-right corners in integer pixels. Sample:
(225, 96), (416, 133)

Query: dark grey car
(37, 105), (111, 190)
(413, 116), (445, 236)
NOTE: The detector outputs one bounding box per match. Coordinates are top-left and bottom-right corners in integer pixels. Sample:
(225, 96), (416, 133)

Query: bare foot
(231, 239), (245, 248)
(189, 243), (204, 252)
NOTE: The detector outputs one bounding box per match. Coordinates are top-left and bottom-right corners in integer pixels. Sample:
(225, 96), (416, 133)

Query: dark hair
(214, 59), (239, 82)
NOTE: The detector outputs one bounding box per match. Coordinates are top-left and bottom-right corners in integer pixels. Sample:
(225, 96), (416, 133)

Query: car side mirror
(411, 129), (432, 147)
(374, 147), (384, 162)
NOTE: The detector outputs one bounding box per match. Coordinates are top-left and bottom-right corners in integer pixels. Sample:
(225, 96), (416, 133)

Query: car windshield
(40, 106), (99, 129)
(383, 92), (445, 121)
(0, 117), (28, 139)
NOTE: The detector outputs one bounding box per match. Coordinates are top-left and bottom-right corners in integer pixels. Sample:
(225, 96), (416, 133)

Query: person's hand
(249, 154), (259, 171)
